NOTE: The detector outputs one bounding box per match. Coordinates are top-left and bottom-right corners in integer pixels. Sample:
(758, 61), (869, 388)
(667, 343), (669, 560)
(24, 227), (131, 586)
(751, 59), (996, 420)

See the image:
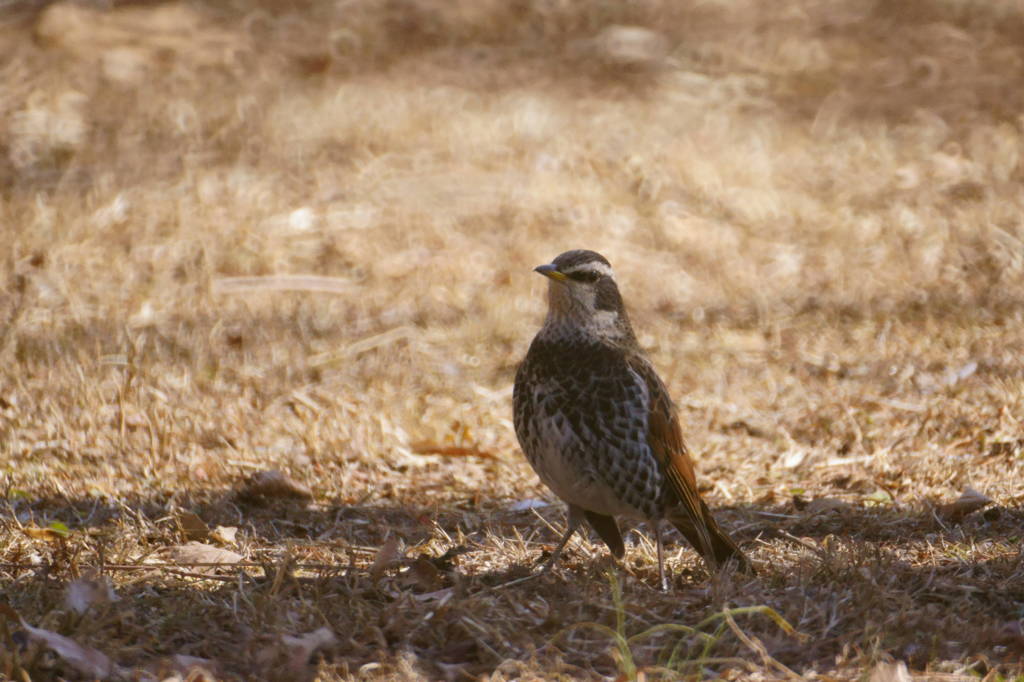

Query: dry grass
(2, 0), (1024, 679)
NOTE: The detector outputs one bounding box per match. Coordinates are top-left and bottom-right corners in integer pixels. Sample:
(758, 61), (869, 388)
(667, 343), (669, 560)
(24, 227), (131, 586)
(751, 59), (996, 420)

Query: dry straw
(1, 0), (1023, 679)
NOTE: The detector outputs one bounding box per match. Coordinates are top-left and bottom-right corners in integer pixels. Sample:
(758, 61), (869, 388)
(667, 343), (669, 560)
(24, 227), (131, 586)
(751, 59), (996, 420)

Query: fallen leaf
(176, 511), (210, 541)
(939, 487), (993, 522)
(409, 442), (498, 459)
(160, 541), (243, 574)
(369, 536), (403, 584)
(22, 526), (61, 541)
(22, 521), (71, 541)
(48, 520), (71, 536)
(863, 489), (893, 507)
(65, 575), (118, 615)
(868, 660), (911, 682)
(412, 587), (454, 603)
(508, 498), (549, 512)
(239, 469), (313, 501)
(781, 449), (807, 469)
(281, 626), (337, 677)
(805, 497), (851, 515)
(210, 525), (238, 545)
(19, 620), (115, 678)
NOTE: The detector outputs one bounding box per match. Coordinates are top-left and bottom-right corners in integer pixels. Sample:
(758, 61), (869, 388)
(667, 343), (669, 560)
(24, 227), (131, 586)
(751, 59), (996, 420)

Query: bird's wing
(628, 356), (716, 563)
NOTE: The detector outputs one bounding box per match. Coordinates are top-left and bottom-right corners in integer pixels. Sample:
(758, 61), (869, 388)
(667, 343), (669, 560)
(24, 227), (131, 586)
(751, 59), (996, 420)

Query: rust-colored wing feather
(637, 360), (716, 563)
(632, 356), (753, 572)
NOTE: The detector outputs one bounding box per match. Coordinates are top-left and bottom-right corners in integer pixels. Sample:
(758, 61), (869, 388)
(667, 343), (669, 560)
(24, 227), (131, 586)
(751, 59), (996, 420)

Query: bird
(513, 249), (753, 588)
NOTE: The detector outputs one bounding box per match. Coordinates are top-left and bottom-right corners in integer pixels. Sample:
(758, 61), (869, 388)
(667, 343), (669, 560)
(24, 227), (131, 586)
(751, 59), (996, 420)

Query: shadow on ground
(4, 487), (1023, 678)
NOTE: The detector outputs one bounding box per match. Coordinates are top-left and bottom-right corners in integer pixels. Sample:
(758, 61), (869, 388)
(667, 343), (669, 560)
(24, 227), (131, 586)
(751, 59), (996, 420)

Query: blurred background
(2, 1), (1024, 676)
(3, 0), (1022, 472)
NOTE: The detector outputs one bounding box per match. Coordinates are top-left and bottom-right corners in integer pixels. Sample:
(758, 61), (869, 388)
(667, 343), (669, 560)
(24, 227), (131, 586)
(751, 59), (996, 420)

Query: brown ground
(1, 0), (1023, 679)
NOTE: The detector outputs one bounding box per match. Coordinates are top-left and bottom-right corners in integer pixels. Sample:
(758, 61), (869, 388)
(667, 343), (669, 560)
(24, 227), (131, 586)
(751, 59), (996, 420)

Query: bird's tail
(667, 501), (754, 574)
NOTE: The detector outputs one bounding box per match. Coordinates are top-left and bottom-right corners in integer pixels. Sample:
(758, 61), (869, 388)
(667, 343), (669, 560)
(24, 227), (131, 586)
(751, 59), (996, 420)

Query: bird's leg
(539, 505), (583, 574)
(653, 520), (669, 591)
(494, 506), (585, 591)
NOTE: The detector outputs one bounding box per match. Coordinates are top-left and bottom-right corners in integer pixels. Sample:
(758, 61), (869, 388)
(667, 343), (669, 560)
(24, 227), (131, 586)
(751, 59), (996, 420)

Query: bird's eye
(568, 270), (599, 283)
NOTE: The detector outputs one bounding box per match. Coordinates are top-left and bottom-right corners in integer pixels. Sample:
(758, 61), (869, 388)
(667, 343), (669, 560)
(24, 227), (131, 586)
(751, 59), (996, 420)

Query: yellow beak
(534, 263), (569, 282)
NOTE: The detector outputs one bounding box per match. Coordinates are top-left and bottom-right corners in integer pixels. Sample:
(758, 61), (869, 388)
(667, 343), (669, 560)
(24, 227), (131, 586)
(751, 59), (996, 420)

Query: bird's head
(533, 249), (636, 343)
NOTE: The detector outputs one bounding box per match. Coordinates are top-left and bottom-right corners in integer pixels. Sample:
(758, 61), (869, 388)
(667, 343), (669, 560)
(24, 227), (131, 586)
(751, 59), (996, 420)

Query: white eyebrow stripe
(562, 261), (614, 278)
